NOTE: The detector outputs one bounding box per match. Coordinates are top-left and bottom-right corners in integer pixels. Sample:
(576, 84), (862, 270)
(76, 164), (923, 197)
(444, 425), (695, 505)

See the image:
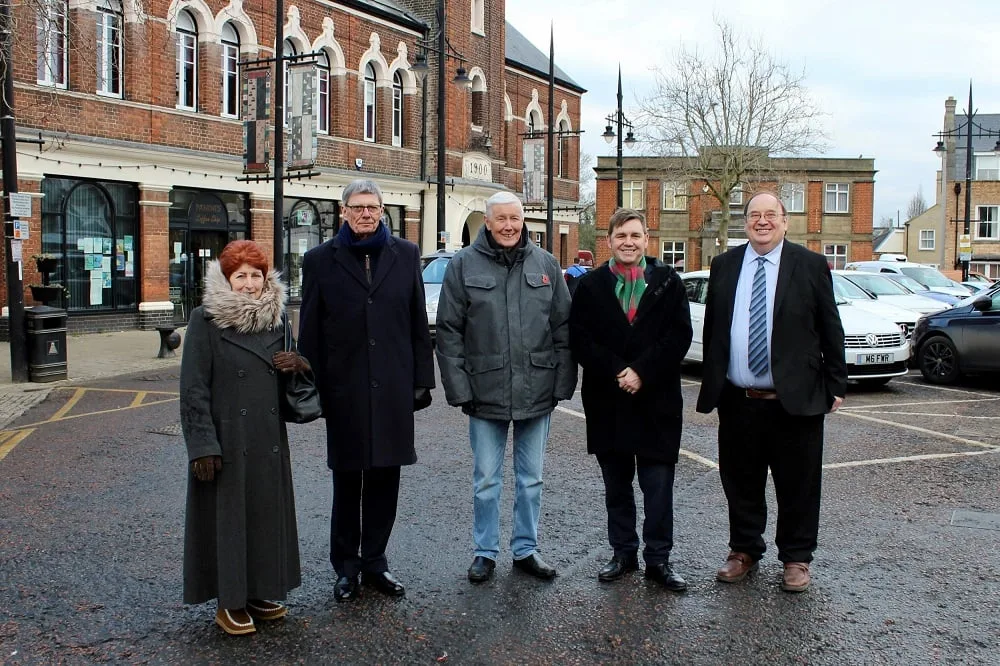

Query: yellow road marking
(130, 391), (148, 408)
(53, 386), (179, 396)
(11, 397), (179, 430)
(0, 429), (36, 462)
(48, 388), (86, 421)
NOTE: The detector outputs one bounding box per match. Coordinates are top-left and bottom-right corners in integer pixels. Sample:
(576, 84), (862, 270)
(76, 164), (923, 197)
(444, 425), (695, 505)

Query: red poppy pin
(542, 274), (550, 284)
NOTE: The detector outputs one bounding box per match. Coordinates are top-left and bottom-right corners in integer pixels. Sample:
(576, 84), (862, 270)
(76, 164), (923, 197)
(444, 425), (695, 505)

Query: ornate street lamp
(603, 67), (637, 209)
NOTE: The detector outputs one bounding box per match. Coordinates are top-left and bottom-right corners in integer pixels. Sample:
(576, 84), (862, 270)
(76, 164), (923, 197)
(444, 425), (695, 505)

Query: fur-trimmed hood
(201, 260), (286, 335)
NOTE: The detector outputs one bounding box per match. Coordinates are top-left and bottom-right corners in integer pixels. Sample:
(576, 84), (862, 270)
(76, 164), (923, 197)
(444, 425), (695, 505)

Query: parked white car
(682, 270), (911, 386)
(831, 273), (921, 340)
(834, 271), (947, 316)
(844, 261), (970, 298)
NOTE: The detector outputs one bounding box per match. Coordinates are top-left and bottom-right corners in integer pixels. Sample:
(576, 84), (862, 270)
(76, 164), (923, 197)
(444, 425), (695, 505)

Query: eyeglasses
(748, 210), (783, 223)
(345, 204), (382, 214)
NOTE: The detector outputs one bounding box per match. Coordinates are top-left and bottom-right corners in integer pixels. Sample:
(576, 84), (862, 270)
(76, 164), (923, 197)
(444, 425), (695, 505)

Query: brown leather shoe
(215, 608), (256, 635)
(246, 599), (288, 621)
(782, 562), (810, 592)
(716, 551), (758, 583)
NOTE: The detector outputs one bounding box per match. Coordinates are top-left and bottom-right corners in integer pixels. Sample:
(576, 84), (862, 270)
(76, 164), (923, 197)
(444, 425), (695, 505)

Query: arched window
(528, 111), (541, 137)
(557, 119), (570, 178)
(175, 10), (198, 109)
(471, 74), (486, 127)
(363, 63), (376, 142)
(316, 52), (330, 134)
(391, 71), (403, 147)
(37, 0), (68, 87)
(96, 0), (122, 96)
(282, 40), (297, 126)
(220, 23), (240, 117)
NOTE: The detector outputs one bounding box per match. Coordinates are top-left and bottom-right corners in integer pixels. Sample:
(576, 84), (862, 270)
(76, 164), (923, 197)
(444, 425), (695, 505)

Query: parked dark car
(912, 284), (1000, 384)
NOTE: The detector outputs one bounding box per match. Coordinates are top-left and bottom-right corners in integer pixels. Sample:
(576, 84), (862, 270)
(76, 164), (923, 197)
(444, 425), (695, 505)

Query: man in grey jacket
(436, 191), (577, 583)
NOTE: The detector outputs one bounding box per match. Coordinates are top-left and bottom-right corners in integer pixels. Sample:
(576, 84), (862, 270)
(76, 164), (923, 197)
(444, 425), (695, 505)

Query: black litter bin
(25, 305), (68, 382)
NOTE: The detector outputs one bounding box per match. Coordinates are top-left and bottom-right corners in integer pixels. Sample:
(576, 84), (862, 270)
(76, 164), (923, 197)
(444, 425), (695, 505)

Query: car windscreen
(832, 274), (872, 300)
(886, 274), (925, 292)
(900, 266), (953, 287)
(849, 274), (909, 296)
(421, 257), (450, 284)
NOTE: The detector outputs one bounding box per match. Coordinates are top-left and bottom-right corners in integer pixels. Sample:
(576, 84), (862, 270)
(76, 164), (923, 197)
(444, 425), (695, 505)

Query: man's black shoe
(467, 556), (496, 583)
(645, 562), (687, 592)
(512, 554), (557, 580)
(334, 575), (360, 602)
(598, 553), (640, 582)
(361, 571), (405, 597)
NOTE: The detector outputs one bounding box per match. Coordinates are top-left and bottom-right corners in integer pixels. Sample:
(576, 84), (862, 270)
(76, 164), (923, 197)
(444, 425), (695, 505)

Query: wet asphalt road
(1, 365), (998, 665)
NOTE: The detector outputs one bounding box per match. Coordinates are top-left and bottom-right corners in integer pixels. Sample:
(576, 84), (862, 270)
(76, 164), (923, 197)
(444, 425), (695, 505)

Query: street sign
(10, 239), (22, 262)
(959, 234), (972, 251)
(9, 192), (32, 218)
(13, 220), (29, 239)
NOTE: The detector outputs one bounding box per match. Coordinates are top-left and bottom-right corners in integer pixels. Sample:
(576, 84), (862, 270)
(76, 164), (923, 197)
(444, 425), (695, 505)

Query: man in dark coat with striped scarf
(568, 208), (692, 591)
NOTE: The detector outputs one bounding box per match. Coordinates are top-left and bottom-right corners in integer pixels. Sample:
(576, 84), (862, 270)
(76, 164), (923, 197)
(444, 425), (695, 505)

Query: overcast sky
(505, 0), (1000, 225)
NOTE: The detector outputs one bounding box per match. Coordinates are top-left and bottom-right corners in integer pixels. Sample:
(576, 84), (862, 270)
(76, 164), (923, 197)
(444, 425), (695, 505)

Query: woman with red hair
(180, 240), (309, 635)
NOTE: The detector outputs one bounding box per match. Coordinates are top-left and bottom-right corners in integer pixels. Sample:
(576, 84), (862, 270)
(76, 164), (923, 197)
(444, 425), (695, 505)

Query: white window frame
(96, 0), (123, 97)
(824, 243), (847, 269)
(471, 0), (485, 35)
(825, 183), (850, 213)
(282, 40), (297, 127)
(363, 63), (376, 143)
(919, 229), (935, 250)
(975, 154), (1000, 181)
(623, 180), (644, 209)
(661, 241), (686, 272)
(175, 10), (198, 110)
(661, 182), (687, 210)
(556, 120), (569, 178)
(220, 23), (240, 117)
(780, 183), (805, 213)
(391, 72), (403, 147)
(317, 52), (330, 134)
(976, 205), (999, 240)
(729, 183), (743, 207)
(37, 0), (68, 88)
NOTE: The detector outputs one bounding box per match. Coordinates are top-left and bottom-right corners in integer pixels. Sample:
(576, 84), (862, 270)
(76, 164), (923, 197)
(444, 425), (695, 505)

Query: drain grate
(146, 423), (182, 436)
(950, 510), (1000, 531)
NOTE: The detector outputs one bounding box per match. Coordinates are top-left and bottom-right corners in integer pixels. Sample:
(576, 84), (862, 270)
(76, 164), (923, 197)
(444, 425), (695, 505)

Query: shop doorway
(169, 229), (229, 321)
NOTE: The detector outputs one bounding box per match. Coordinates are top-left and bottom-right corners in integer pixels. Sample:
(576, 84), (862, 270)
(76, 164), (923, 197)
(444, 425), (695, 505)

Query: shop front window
(283, 197), (339, 300)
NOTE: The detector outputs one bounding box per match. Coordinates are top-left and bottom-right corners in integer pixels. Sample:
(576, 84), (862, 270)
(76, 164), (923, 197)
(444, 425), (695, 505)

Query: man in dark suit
(696, 191), (846, 593)
(298, 179), (435, 603)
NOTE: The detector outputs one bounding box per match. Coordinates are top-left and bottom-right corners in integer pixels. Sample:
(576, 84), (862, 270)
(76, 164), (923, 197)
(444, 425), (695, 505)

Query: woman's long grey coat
(180, 262), (301, 608)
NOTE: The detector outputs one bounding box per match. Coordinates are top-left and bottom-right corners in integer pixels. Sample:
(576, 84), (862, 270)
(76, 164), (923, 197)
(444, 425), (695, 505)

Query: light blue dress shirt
(727, 241), (783, 389)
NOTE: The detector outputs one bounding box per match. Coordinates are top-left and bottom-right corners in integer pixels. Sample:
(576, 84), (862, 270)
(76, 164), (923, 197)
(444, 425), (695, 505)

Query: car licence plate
(856, 353), (892, 365)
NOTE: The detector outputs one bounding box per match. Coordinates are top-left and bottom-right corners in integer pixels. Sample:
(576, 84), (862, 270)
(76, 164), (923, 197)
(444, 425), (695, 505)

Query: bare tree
(876, 215), (896, 228)
(577, 151), (596, 252)
(906, 186), (928, 220)
(636, 18), (826, 246)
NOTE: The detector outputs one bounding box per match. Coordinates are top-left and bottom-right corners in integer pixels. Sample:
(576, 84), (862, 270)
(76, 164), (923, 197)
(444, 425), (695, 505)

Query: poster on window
(522, 137), (545, 204)
(286, 61), (318, 171)
(242, 68), (271, 174)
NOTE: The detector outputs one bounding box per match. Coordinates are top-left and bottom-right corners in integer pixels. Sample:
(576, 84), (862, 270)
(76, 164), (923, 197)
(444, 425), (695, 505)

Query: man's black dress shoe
(512, 554), (557, 579)
(598, 553), (640, 582)
(361, 571), (405, 597)
(645, 562), (687, 592)
(467, 556), (496, 583)
(334, 575), (360, 602)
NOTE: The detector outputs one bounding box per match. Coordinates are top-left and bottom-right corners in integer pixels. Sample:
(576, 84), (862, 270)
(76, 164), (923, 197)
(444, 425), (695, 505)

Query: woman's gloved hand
(191, 455), (222, 482)
(273, 351), (310, 373)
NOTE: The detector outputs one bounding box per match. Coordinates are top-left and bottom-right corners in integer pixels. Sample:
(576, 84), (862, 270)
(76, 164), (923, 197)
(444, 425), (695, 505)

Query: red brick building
(594, 155), (876, 271)
(1, 0), (584, 333)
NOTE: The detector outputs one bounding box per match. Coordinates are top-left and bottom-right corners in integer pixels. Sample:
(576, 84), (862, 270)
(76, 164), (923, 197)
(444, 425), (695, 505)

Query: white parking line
(836, 410), (998, 449)
(891, 381), (1000, 398)
(823, 449), (1000, 470)
(842, 397), (1000, 410)
(860, 411), (1000, 420)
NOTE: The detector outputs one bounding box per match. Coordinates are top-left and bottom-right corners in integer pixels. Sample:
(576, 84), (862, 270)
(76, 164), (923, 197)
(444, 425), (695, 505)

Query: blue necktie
(748, 257), (769, 377)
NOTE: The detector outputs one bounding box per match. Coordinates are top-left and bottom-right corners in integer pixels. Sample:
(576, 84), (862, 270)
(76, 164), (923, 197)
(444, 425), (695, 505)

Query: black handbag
(279, 316), (323, 424)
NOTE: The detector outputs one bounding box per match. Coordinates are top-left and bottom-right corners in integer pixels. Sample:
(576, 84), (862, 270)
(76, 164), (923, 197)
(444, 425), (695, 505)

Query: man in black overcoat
(569, 208), (692, 591)
(298, 179), (435, 602)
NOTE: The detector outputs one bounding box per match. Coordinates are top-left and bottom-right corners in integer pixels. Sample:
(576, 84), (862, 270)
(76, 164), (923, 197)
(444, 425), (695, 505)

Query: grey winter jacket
(435, 226), (577, 421)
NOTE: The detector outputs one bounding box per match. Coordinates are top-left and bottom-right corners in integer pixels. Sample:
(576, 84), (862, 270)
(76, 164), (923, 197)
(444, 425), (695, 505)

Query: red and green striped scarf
(609, 256), (647, 324)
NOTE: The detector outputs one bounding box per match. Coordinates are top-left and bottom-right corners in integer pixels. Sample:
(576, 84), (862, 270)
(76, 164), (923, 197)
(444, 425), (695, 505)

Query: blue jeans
(469, 413), (551, 560)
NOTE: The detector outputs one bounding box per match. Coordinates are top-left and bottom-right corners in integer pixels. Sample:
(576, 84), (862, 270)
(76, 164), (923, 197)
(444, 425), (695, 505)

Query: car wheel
(857, 377), (892, 388)
(918, 336), (961, 384)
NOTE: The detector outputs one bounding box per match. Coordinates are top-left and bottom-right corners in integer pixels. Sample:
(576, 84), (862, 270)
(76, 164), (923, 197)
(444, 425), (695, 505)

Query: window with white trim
(37, 0), (68, 87)
(391, 71), (403, 147)
(661, 241), (686, 272)
(825, 183), (850, 213)
(175, 10), (197, 109)
(824, 243), (847, 269)
(316, 52), (330, 134)
(976, 205), (999, 240)
(919, 229), (935, 250)
(220, 23), (240, 117)
(975, 154), (1000, 181)
(661, 182), (687, 210)
(363, 63), (376, 143)
(556, 120), (569, 178)
(96, 0), (123, 96)
(622, 181), (644, 209)
(282, 40), (296, 126)
(471, 0), (485, 34)
(780, 183), (805, 213)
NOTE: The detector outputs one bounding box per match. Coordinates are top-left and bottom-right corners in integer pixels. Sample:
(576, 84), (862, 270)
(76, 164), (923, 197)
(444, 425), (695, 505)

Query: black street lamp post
(411, 0), (470, 251)
(601, 67), (636, 209)
(933, 83), (1000, 281)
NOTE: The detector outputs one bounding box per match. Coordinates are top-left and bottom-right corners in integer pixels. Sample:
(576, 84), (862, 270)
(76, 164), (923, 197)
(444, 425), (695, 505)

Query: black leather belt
(726, 382), (779, 400)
